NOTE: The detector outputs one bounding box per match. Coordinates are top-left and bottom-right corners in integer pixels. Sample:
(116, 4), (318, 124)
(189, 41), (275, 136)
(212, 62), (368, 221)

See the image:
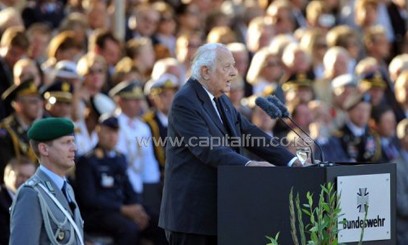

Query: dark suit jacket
(159, 79), (295, 235)
(387, 2), (407, 54)
(396, 153), (408, 245)
(0, 57), (13, 120)
(0, 184), (12, 244)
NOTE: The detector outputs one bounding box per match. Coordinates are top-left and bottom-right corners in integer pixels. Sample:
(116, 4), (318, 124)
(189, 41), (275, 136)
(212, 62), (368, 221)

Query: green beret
(28, 117), (75, 142)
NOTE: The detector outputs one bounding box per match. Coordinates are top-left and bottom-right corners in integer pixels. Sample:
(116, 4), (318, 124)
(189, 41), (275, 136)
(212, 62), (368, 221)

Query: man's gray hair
(191, 43), (227, 80)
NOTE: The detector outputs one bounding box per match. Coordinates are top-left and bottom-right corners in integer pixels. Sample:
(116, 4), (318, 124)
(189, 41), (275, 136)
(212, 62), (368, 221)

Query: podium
(217, 163), (396, 245)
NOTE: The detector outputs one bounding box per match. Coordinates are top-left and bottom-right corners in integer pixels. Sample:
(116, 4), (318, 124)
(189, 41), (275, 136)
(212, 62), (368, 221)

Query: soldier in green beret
(9, 117), (84, 245)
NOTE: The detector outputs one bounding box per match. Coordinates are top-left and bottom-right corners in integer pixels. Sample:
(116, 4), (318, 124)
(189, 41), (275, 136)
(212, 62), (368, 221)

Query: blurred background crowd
(0, 0), (408, 244)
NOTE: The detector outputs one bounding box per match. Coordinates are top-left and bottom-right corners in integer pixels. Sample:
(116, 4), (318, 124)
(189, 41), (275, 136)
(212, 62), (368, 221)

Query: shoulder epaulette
(142, 111), (155, 122)
(24, 176), (41, 187)
(332, 130), (343, 138)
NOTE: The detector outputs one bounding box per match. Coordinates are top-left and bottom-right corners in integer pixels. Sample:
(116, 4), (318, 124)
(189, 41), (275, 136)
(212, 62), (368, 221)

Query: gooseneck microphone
(255, 97), (282, 119)
(255, 97), (315, 164)
(267, 95), (326, 164)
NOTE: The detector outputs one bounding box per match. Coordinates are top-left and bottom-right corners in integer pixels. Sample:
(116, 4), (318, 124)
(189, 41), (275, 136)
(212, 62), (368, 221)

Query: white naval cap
(144, 73), (179, 95)
(331, 74), (358, 90)
(55, 60), (81, 80)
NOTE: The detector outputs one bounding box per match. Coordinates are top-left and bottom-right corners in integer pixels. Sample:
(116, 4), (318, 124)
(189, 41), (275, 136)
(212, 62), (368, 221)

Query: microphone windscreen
(267, 95), (290, 117)
(255, 97), (282, 119)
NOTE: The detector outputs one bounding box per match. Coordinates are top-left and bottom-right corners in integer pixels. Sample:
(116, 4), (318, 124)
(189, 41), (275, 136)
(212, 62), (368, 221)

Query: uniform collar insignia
(45, 181), (55, 193)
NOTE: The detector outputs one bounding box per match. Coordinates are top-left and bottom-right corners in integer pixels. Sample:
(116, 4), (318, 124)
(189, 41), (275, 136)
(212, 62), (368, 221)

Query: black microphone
(256, 96), (315, 165)
(267, 95), (290, 117)
(255, 97), (282, 119)
(267, 95), (326, 164)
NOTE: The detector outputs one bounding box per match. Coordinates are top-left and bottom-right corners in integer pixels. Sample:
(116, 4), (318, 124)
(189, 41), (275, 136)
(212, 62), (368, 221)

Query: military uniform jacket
(75, 146), (139, 218)
(143, 111), (167, 173)
(0, 114), (37, 173)
(9, 168), (83, 245)
(336, 123), (382, 163)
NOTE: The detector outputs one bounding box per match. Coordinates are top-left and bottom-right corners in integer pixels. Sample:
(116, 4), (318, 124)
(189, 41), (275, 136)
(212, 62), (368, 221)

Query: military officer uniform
(10, 167), (83, 245)
(0, 81), (39, 181)
(109, 81), (161, 195)
(75, 114), (166, 245)
(335, 124), (382, 162)
(40, 79), (74, 118)
(334, 93), (382, 163)
(76, 141), (141, 243)
(0, 114), (36, 171)
(74, 93), (116, 157)
(143, 74), (179, 176)
(9, 118), (84, 245)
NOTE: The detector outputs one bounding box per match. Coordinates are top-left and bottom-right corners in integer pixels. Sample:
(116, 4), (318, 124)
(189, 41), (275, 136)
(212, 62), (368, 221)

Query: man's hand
(291, 159), (313, 167)
(121, 204), (150, 229)
(246, 161), (275, 167)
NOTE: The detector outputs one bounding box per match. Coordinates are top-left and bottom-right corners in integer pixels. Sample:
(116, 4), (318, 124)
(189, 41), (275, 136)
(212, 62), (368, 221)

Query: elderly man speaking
(159, 43), (304, 245)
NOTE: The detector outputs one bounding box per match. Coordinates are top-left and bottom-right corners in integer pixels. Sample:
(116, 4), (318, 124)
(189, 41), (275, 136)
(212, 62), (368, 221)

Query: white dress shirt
(74, 119), (98, 157)
(116, 113), (160, 193)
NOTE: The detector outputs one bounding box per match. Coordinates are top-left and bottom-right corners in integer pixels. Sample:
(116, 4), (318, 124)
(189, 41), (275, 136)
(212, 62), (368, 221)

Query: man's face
(4, 163), (36, 192)
(348, 102), (371, 127)
(205, 49), (237, 97)
(97, 125), (118, 150)
(45, 136), (77, 173)
(5, 46), (27, 67)
(119, 98), (144, 118)
(368, 87), (385, 106)
(46, 101), (72, 118)
(100, 39), (121, 66)
(16, 95), (43, 121)
(136, 9), (159, 37)
(378, 110), (396, 138)
(154, 89), (177, 115)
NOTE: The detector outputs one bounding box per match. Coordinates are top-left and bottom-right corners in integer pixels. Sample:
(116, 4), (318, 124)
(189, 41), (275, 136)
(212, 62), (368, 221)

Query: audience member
(0, 157), (36, 244)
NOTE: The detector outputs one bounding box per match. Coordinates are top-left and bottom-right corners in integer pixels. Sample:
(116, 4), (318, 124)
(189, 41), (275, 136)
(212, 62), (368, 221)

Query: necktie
(213, 97), (232, 135)
(385, 142), (399, 160)
(62, 181), (69, 201)
(62, 181), (76, 212)
(214, 97), (226, 124)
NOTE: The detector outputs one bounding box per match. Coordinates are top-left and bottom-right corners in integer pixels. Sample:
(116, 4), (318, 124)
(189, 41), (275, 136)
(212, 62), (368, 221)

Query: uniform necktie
(62, 181), (69, 201)
(62, 181), (76, 212)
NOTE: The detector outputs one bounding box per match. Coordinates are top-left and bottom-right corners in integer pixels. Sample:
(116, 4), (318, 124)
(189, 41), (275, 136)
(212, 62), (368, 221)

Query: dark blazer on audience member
(0, 184), (12, 244)
(396, 152), (408, 245)
(159, 78), (295, 236)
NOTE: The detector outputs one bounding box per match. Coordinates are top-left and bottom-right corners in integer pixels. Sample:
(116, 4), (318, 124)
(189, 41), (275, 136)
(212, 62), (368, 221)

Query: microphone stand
(277, 117), (316, 165)
(285, 117), (334, 167)
(267, 95), (334, 167)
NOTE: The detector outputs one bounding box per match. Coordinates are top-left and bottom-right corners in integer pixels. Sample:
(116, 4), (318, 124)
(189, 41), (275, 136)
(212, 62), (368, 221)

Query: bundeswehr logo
(357, 188), (369, 213)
